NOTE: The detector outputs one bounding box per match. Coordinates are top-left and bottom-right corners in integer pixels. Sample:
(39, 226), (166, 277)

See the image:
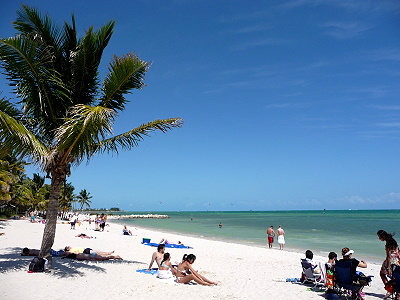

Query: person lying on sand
(177, 254), (217, 285)
(158, 253), (213, 286)
(21, 247), (66, 257)
(64, 252), (122, 261)
(75, 233), (92, 239)
(64, 246), (114, 256)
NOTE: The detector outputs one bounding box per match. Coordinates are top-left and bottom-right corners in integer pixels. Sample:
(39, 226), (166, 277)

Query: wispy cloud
(364, 48), (400, 62)
(279, 0), (400, 13)
(264, 102), (305, 109)
(376, 122), (400, 128)
(320, 21), (372, 39)
(368, 104), (400, 110)
(230, 37), (290, 51)
(341, 193), (400, 205)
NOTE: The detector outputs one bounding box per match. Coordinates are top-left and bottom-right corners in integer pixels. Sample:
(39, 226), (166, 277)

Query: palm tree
(0, 5), (183, 266)
(76, 189), (92, 211)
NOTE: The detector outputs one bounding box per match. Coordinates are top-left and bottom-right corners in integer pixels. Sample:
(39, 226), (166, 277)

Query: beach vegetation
(76, 189), (93, 211)
(0, 5), (183, 266)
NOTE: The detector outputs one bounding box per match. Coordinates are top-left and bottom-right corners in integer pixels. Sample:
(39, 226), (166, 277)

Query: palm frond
(69, 20), (115, 106)
(0, 109), (50, 166)
(54, 104), (116, 165)
(13, 4), (62, 50)
(99, 53), (150, 111)
(0, 36), (70, 134)
(96, 118), (184, 154)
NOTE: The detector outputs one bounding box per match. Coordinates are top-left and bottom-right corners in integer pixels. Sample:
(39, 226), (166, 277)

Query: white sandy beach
(0, 219), (387, 300)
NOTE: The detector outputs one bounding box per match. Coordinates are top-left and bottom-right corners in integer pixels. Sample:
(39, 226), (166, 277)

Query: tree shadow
(0, 247), (144, 278)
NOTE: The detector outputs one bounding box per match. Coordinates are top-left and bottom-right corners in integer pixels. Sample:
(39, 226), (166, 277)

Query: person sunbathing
(21, 247), (66, 257)
(75, 233), (92, 239)
(64, 246), (114, 256)
(177, 254), (217, 285)
(64, 252), (122, 261)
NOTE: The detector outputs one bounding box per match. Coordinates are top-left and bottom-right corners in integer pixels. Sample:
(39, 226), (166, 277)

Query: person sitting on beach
(304, 250), (321, 275)
(22, 247), (66, 257)
(177, 254), (217, 285)
(122, 225), (133, 235)
(325, 252), (338, 292)
(338, 247), (367, 275)
(147, 244), (165, 271)
(157, 252), (176, 279)
(326, 251), (337, 269)
(338, 248), (370, 297)
(64, 246), (115, 256)
(64, 252), (122, 261)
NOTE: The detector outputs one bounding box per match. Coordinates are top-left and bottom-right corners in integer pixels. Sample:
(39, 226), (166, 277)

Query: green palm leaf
(98, 118), (184, 154)
(100, 53), (150, 110)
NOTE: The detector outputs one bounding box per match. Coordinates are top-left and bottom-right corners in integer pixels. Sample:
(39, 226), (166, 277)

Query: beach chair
(300, 259), (325, 290)
(333, 260), (362, 300)
(386, 264), (400, 300)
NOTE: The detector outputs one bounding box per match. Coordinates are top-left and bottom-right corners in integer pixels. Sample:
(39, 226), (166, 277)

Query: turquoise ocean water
(110, 210), (400, 264)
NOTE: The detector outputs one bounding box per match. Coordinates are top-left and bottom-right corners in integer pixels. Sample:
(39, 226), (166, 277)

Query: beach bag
(357, 273), (372, 286)
(28, 256), (46, 272)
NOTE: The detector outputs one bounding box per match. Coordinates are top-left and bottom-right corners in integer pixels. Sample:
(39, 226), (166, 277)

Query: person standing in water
(277, 225), (285, 250)
(266, 226), (275, 249)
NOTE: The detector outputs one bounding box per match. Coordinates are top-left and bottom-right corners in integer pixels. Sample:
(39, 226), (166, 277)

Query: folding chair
(300, 259), (325, 290)
(334, 260), (362, 300)
(387, 264), (400, 300)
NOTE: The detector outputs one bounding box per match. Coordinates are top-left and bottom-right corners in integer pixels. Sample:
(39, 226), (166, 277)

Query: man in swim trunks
(277, 225), (285, 250)
(266, 226), (275, 249)
(147, 244), (165, 271)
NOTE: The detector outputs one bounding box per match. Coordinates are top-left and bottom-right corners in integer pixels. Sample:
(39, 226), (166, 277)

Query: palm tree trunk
(39, 170), (63, 268)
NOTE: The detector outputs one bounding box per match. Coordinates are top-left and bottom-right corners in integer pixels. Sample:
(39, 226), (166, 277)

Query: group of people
(301, 229), (400, 299)
(147, 244), (217, 286)
(266, 225), (285, 250)
(94, 213), (107, 231)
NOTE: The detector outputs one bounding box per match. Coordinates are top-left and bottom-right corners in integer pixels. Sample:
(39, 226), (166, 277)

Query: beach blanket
(136, 268), (158, 275)
(142, 242), (192, 249)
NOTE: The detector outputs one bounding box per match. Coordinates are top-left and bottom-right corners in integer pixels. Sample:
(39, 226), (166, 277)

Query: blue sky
(1, 0), (400, 211)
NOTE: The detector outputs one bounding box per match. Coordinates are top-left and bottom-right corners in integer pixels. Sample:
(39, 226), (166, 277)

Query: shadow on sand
(0, 247), (144, 278)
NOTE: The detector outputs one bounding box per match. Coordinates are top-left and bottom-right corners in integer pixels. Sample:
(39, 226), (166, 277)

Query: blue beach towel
(142, 242), (192, 249)
(136, 268), (158, 275)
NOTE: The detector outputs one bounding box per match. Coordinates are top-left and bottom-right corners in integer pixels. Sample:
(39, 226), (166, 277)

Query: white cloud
(321, 21), (372, 39)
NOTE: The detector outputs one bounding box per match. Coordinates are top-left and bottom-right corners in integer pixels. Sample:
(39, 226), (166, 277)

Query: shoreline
(108, 218), (385, 265)
(0, 219), (387, 299)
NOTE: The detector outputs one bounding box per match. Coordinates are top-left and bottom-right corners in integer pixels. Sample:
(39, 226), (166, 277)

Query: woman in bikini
(177, 254), (217, 285)
(159, 253), (214, 285)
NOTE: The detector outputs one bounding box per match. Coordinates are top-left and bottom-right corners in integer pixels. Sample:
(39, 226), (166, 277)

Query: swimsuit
(91, 252), (98, 259)
(268, 235), (274, 243)
(278, 235), (285, 244)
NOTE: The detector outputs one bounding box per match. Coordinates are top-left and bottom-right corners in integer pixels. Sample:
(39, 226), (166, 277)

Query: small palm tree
(76, 189), (92, 211)
(0, 5), (183, 265)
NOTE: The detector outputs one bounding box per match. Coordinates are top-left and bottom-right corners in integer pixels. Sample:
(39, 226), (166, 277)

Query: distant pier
(108, 214), (170, 219)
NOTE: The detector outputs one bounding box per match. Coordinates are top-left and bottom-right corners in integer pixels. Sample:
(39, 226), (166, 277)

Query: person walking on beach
(277, 225), (285, 250)
(377, 230), (400, 298)
(266, 226), (275, 249)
